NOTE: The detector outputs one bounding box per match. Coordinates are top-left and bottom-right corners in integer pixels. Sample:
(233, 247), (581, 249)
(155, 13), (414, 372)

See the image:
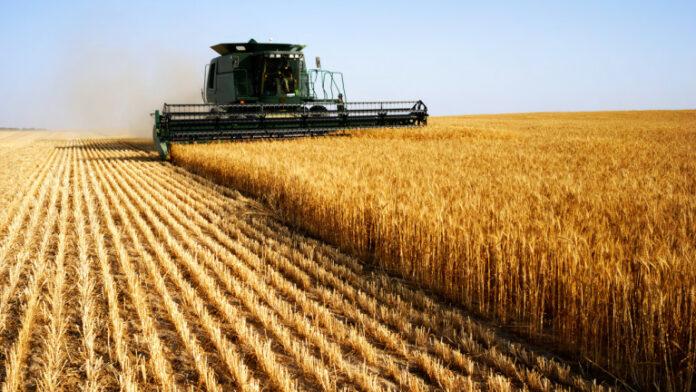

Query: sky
(0, 0), (694, 132)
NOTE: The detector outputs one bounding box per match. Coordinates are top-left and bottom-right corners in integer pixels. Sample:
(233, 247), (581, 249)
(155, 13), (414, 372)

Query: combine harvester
(152, 39), (428, 159)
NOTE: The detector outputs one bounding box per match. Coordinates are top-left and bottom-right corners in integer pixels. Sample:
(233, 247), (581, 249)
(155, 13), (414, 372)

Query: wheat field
(0, 131), (610, 391)
(173, 110), (696, 391)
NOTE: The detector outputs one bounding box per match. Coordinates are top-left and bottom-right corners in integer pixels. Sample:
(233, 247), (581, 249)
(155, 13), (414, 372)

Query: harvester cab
(204, 40), (317, 105)
(152, 39), (428, 159)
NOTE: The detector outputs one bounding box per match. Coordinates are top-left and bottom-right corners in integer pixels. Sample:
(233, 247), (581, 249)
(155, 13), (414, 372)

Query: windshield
(259, 57), (300, 96)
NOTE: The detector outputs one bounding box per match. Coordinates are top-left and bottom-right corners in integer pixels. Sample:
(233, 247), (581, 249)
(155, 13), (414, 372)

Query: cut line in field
(0, 134), (612, 391)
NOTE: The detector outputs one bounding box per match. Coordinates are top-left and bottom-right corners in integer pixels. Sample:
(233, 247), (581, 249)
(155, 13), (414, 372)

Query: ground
(0, 131), (609, 391)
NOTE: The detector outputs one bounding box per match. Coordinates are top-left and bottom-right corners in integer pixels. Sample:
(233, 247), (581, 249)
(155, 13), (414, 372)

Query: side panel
(208, 55), (239, 105)
(215, 56), (237, 104)
(216, 72), (236, 104)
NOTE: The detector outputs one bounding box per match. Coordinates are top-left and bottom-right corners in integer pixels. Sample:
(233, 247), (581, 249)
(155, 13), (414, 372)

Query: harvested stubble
(172, 110), (696, 391)
(0, 131), (604, 390)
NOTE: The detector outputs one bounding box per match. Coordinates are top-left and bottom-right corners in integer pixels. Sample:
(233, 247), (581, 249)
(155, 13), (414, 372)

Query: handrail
(202, 63), (210, 103)
(308, 69), (347, 101)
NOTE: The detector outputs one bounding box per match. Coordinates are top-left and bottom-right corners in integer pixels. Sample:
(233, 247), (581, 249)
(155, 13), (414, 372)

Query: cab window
(207, 63), (216, 89)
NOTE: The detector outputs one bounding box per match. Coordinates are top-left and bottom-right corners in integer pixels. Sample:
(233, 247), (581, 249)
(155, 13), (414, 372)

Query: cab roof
(211, 39), (305, 55)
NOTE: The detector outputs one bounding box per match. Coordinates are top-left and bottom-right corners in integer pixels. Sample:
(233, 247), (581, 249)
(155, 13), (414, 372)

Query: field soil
(0, 131), (607, 391)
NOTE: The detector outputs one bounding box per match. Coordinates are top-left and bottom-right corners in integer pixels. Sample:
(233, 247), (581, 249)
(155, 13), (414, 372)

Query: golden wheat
(77, 145), (141, 391)
(144, 163), (582, 388)
(89, 146), (180, 391)
(173, 110), (696, 391)
(73, 146), (103, 392)
(3, 144), (70, 391)
(0, 131), (611, 391)
(37, 141), (73, 391)
(101, 138), (564, 390)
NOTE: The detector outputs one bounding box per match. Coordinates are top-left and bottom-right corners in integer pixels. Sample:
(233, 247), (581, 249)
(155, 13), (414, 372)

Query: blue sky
(1, 1), (694, 130)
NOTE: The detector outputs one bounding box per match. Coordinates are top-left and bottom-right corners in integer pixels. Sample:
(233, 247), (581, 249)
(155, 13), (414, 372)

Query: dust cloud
(52, 44), (202, 137)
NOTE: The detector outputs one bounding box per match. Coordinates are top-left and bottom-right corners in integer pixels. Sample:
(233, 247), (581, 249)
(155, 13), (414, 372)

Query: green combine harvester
(152, 39), (428, 159)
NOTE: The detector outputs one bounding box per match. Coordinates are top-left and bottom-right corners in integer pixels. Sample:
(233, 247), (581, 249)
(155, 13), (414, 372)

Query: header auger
(152, 39), (428, 159)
